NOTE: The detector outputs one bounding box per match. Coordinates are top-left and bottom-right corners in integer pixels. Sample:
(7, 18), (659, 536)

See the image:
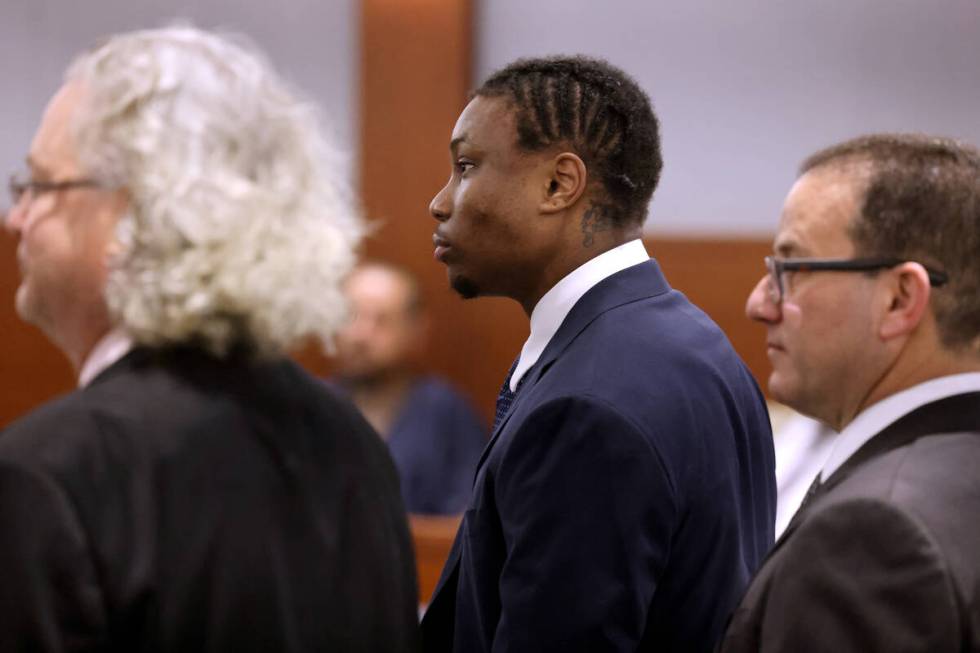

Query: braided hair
(476, 55), (662, 227)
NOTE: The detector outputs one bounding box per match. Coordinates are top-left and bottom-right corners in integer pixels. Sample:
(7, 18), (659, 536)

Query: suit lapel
(432, 259), (673, 611)
(425, 524), (464, 620)
(821, 391), (980, 493)
(767, 391), (980, 560)
(530, 259), (671, 380)
(472, 259), (672, 478)
(472, 372), (537, 478)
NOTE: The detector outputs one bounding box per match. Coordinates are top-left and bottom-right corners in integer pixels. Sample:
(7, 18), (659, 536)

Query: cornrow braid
(476, 55), (662, 227)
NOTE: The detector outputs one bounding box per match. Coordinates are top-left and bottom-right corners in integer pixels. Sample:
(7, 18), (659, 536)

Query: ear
(878, 262), (932, 340)
(539, 152), (587, 214)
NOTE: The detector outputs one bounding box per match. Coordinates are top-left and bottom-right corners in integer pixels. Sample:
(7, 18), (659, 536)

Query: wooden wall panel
(0, 233), (75, 428)
(357, 0), (528, 423)
(410, 514), (461, 604)
(0, 1), (777, 429)
(649, 237), (773, 395)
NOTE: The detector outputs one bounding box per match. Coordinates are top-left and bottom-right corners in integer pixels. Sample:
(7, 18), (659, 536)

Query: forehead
(29, 82), (86, 176)
(346, 267), (413, 311)
(450, 95), (520, 155)
(774, 164), (868, 257)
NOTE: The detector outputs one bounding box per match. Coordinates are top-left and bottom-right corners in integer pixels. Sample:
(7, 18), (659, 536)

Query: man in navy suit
(421, 55), (776, 652)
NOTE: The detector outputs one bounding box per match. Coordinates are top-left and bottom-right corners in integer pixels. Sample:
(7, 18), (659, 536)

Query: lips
(432, 233), (451, 262)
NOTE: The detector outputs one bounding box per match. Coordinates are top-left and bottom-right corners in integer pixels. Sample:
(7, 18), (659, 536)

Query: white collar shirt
(78, 327), (134, 388)
(510, 239), (649, 391)
(821, 372), (980, 479)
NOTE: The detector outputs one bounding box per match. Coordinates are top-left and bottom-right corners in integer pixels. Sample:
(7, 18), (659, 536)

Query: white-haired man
(1, 27), (419, 651)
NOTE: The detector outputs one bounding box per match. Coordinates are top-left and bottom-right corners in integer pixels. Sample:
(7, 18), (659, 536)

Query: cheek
(773, 300), (826, 376)
(779, 301), (804, 328)
(22, 220), (70, 266)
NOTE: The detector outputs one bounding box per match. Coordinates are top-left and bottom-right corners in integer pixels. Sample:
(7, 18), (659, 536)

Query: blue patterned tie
(492, 357), (524, 433)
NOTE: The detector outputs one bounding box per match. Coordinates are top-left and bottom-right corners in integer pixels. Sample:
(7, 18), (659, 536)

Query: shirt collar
(78, 327), (134, 388)
(510, 239), (649, 390)
(821, 372), (980, 478)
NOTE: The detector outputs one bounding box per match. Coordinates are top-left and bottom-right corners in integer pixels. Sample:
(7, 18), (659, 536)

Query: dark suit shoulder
(549, 290), (762, 405)
(725, 494), (963, 653)
(827, 430), (980, 503)
(532, 290), (771, 494)
(0, 352), (380, 476)
(819, 431), (980, 620)
(824, 431), (980, 546)
(0, 385), (100, 467)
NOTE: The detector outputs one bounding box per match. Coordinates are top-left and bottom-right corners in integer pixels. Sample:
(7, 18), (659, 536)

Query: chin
(769, 373), (824, 422)
(14, 285), (39, 325)
(449, 273), (480, 300)
(767, 372), (796, 407)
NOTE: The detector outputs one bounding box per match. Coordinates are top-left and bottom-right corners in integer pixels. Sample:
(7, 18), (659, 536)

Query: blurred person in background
(331, 261), (487, 515)
(0, 25), (418, 652)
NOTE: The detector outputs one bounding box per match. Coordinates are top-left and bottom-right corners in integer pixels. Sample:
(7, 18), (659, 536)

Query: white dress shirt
(821, 372), (980, 479)
(78, 328), (134, 388)
(772, 411), (836, 537)
(510, 239), (649, 391)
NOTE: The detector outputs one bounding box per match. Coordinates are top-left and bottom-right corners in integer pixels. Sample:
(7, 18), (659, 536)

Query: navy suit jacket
(420, 260), (776, 652)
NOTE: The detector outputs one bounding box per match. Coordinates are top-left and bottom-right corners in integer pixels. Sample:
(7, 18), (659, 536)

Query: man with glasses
(720, 133), (980, 652)
(0, 26), (419, 651)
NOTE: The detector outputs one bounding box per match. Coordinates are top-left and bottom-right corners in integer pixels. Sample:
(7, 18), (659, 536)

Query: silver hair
(66, 25), (363, 356)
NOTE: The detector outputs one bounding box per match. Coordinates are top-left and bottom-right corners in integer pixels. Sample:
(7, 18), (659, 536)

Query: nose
(4, 199), (28, 234)
(746, 275), (781, 324)
(429, 181), (451, 222)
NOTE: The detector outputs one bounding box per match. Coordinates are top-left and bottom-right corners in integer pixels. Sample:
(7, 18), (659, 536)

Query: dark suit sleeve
(438, 390), (488, 514)
(0, 462), (105, 651)
(748, 498), (960, 653)
(491, 396), (677, 652)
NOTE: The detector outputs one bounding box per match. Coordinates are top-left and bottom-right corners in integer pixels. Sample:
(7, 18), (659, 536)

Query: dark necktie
(798, 473), (823, 512)
(492, 357), (525, 433)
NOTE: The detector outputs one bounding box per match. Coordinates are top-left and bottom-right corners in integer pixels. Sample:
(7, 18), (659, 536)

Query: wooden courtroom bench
(410, 514), (462, 605)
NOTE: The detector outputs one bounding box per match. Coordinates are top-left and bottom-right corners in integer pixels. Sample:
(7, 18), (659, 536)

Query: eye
(454, 159), (475, 175)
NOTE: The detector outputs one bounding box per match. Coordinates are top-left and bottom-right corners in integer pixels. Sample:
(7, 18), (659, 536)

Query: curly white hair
(66, 25), (363, 356)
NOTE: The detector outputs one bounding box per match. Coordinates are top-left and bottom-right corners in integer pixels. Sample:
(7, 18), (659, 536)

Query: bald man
(332, 263), (488, 515)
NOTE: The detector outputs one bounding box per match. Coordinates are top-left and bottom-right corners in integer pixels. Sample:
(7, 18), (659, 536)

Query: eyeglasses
(764, 255), (949, 304)
(8, 173), (102, 208)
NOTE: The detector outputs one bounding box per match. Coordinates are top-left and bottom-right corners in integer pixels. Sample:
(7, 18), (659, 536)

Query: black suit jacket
(0, 346), (420, 652)
(421, 260), (776, 652)
(720, 392), (980, 652)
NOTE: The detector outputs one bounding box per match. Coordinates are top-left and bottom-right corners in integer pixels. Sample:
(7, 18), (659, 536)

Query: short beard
(450, 274), (480, 299)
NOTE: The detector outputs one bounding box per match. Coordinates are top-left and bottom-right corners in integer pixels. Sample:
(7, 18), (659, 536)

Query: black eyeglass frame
(8, 174), (102, 208)
(764, 255), (949, 304)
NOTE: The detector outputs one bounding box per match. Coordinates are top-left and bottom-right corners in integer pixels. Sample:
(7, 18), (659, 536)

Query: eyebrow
(774, 240), (810, 258)
(449, 135), (467, 153)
